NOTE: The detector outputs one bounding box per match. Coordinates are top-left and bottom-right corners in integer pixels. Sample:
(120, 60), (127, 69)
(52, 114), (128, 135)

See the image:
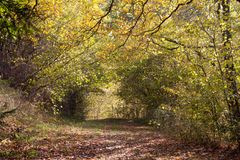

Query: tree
(89, 0), (240, 144)
(220, 0), (240, 118)
(218, 0), (240, 144)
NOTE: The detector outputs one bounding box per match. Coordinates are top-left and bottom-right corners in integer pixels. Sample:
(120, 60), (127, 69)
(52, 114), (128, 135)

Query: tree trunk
(220, 0), (240, 119)
(220, 0), (240, 145)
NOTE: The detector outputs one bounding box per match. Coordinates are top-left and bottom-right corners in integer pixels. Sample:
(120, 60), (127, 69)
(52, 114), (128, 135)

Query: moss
(26, 149), (39, 158)
(0, 151), (22, 158)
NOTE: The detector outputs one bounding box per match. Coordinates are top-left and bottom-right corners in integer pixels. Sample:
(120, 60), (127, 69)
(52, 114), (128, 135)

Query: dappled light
(1, 119), (239, 159)
(1, 0), (240, 159)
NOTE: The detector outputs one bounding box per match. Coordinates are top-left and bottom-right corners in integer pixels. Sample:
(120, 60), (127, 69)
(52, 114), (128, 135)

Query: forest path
(0, 119), (239, 160)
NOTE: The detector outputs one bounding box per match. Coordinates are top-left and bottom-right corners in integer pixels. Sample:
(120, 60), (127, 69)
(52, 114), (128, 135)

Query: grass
(6, 118), (140, 145)
(0, 149), (39, 159)
(1, 117), (240, 159)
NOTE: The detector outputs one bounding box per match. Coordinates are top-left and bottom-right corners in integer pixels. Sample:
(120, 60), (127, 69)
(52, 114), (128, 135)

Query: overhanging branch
(89, 0), (115, 34)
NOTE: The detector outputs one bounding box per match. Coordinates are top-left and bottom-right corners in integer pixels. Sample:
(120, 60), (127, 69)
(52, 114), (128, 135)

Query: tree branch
(139, 0), (194, 36)
(89, 0), (115, 33)
(113, 0), (149, 51)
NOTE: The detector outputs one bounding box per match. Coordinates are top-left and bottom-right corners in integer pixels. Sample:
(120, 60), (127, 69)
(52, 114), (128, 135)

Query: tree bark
(220, 0), (240, 119)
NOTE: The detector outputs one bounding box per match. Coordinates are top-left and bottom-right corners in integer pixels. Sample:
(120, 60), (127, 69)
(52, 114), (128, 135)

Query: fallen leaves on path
(0, 120), (239, 160)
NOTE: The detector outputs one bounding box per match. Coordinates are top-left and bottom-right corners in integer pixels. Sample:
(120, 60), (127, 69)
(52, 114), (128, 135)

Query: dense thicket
(0, 0), (36, 82)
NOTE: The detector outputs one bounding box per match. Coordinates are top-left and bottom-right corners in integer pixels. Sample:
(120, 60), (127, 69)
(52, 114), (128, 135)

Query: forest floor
(0, 119), (240, 160)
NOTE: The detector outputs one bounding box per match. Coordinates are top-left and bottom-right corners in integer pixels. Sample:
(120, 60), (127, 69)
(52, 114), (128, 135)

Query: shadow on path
(1, 118), (239, 160)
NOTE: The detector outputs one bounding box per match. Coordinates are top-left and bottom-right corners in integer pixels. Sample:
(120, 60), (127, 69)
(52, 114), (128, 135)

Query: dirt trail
(1, 119), (239, 160)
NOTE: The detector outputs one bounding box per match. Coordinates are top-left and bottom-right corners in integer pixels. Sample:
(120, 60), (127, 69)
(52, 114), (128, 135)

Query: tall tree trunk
(220, 0), (240, 119)
(220, 0), (240, 146)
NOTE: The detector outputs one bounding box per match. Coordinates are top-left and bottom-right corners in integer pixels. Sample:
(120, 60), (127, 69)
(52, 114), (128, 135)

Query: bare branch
(28, 0), (38, 17)
(114, 0), (149, 51)
(139, 0), (194, 36)
(151, 0), (193, 35)
(151, 38), (179, 51)
(89, 0), (115, 33)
